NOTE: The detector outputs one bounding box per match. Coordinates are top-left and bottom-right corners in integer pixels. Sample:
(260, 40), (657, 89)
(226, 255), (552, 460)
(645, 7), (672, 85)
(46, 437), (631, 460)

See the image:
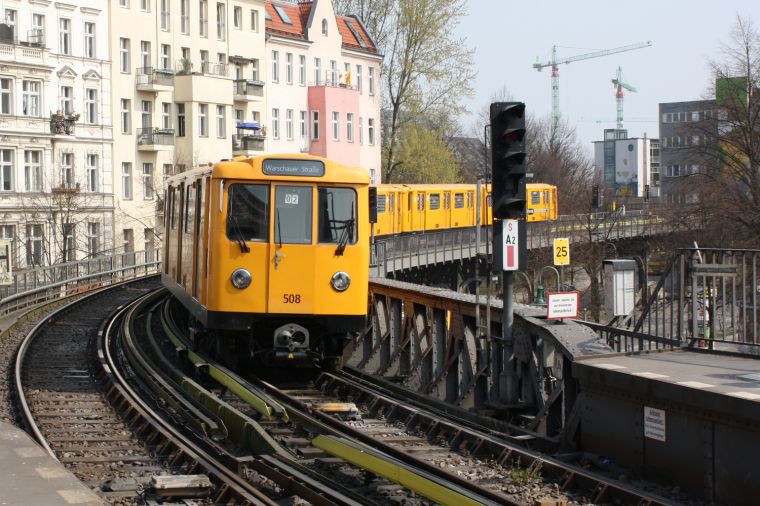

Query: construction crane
(533, 41), (652, 147)
(612, 66), (637, 130)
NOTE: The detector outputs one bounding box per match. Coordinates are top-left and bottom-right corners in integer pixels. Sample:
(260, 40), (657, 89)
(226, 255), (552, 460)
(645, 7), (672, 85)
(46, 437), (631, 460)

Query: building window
(86, 154), (98, 192)
(272, 108), (279, 139)
(0, 149), (12, 191)
(198, 103), (208, 136)
(120, 38), (130, 73)
(369, 66), (375, 95)
(311, 110), (319, 140)
(286, 109), (293, 140)
(85, 89), (98, 124)
(313, 57), (321, 84)
(84, 22), (96, 58)
(233, 6), (242, 28)
(321, 18), (328, 36)
(180, 0), (189, 34)
(26, 224), (43, 266)
(140, 100), (152, 130)
(216, 2), (225, 40)
(4, 9), (15, 39)
(60, 86), (73, 114)
(359, 116), (363, 145)
(160, 0), (170, 30)
(251, 59), (259, 81)
(329, 60), (337, 85)
(122, 162), (132, 199)
(63, 224), (75, 262)
(31, 14), (44, 44)
(286, 53), (293, 84)
(59, 18), (71, 55)
(298, 55), (306, 86)
(142, 163), (154, 199)
(24, 151), (41, 192)
(0, 78), (11, 115)
(368, 118), (375, 145)
(60, 153), (74, 188)
(332, 111), (339, 140)
(346, 113), (354, 142)
(161, 44), (171, 70)
(22, 81), (40, 117)
(356, 65), (362, 92)
(199, 1), (208, 36)
(300, 110), (307, 139)
(121, 99), (131, 133)
(250, 9), (259, 31)
(271, 50), (279, 82)
(140, 40), (151, 69)
(162, 102), (171, 129)
(87, 222), (99, 257)
(216, 104), (225, 138)
(140, 0), (149, 11)
(119, 0), (128, 7)
(177, 103), (186, 136)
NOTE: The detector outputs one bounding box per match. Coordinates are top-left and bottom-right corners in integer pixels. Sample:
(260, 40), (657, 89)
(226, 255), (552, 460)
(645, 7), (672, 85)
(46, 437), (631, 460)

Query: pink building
(265, 0), (382, 182)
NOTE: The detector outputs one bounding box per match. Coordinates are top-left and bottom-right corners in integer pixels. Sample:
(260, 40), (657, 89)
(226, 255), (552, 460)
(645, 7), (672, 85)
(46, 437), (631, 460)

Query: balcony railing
(27, 29), (44, 46)
(232, 134), (265, 152)
(175, 59), (228, 77)
(136, 67), (175, 88)
(49, 114), (79, 135)
(234, 79), (264, 97)
(137, 127), (175, 147)
(52, 182), (80, 194)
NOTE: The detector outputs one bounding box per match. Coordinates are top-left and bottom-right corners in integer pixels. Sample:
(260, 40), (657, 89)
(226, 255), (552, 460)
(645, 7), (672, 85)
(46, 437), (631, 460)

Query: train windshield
(275, 185), (312, 244)
(226, 184), (269, 241)
(318, 187), (357, 245)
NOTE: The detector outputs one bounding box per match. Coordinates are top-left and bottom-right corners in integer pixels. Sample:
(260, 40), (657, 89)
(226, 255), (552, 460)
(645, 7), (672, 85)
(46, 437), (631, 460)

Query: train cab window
(454, 193), (464, 209)
(443, 193), (451, 209)
(377, 194), (386, 213)
(318, 187), (357, 244)
(226, 184), (270, 241)
(531, 191), (541, 205)
(275, 185), (312, 244)
(429, 193), (440, 210)
(417, 193), (425, 211)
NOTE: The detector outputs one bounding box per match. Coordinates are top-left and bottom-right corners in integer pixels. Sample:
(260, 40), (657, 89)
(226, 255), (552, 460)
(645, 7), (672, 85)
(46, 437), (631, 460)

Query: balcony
(175, 59), (228, 77)
(232, 134), (265, 155)
(234, 79), (264, 101)
(49, 113), (79, 135)
(52, 182), (80, 194)
(137, 128), (175, 151)
(136, 67), (174, 93)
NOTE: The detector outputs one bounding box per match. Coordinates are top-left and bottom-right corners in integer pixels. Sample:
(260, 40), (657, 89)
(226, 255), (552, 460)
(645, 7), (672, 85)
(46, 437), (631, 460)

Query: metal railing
(137, 127), (175, 146)
(136, 66), (175, 87)
(0, 249), (161, 316)
(234, 79), (264, 97)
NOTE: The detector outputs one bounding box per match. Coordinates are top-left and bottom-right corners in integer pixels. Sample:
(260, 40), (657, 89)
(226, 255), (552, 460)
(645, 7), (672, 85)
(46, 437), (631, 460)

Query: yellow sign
(553, 238), (570, 266)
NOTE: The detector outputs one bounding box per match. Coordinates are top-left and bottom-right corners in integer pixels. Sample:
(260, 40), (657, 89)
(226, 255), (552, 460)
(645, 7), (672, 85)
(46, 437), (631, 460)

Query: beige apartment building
(109, 0), (267, 255)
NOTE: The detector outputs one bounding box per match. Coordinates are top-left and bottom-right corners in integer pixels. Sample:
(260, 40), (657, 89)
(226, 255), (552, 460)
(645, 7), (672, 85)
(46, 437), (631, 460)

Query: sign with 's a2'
(493, 219), (526, 271)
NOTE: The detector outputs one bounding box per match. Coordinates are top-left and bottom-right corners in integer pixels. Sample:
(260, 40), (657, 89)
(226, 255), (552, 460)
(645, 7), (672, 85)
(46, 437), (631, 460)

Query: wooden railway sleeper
(559, 470), (575, 490)
(593, 483), (609, 503)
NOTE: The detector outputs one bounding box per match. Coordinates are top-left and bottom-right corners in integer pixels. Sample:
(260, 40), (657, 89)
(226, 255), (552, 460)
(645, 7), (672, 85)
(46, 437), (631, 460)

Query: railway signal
(490, 102), (526, 220)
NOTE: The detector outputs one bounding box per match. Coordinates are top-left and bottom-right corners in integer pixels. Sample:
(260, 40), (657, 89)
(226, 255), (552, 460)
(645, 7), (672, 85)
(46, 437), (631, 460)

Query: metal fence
(0, 249), (161, 316)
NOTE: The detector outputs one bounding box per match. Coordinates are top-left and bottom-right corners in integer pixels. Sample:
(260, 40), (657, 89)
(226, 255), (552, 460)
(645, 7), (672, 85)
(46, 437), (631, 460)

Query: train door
(192, 178), (205, 300)
(267, 184), (315, 314)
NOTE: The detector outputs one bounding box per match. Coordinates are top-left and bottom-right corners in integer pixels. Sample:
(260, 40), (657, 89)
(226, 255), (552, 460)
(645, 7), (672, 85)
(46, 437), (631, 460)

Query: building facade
(109, 0), (267, 255)
(593, 129), (654, 199)
(265, 0), (381, 183)
(0, 0), (114, 268)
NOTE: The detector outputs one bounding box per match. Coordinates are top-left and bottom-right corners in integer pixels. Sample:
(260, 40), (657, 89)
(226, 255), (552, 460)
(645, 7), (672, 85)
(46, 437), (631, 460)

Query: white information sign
(644, 406), (667, 442)
(546, 291), (579, 320)
(501, 219), (519, 271)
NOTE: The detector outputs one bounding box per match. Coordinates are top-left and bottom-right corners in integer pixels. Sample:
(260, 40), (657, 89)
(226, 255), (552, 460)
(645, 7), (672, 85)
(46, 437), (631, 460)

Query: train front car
(164, 154), (369, 370)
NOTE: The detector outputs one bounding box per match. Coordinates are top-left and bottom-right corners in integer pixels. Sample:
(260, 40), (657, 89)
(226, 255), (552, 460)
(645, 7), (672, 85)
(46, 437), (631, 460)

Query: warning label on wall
(644, 406), (666, 442)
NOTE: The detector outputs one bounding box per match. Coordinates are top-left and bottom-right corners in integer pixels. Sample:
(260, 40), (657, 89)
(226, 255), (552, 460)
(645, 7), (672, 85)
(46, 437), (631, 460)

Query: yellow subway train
(372, 183), (557, 236)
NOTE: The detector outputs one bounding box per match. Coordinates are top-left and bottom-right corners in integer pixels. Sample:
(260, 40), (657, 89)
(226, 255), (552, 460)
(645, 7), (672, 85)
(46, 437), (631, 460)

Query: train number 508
(283, 294), (301, 304)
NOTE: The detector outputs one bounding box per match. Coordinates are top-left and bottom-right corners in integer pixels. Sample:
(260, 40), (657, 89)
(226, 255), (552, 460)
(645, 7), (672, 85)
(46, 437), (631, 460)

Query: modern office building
(592, 129), (655, 199)
(0, 0), (114, 267)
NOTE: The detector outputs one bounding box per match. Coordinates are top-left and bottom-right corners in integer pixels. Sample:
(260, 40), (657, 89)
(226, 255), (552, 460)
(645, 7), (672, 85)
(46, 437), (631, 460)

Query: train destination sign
(546, 291), (580, 320)
(263, 159), (325, 177)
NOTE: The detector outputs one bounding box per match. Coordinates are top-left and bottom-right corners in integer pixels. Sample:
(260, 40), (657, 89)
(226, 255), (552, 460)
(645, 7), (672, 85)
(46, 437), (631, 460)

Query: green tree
(389, 124), (460, 183)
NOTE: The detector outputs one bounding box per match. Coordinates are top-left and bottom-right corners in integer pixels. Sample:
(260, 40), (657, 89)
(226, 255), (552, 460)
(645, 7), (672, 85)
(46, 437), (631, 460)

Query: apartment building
(0, 1), (114, 268)
(592, 129), (655, 199)
(265, 0), (382, 183)
(110, 0), (267, 255)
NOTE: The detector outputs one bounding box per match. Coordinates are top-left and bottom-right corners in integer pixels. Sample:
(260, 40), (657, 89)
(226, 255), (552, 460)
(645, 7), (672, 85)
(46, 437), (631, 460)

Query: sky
(455, 1), (759, 154)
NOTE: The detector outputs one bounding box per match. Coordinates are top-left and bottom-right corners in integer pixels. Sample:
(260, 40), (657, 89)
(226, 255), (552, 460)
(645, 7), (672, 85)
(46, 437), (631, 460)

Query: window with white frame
(233, 6), (242, 28)
(250, 9), (259, 31)
(86, 154), (98, 192)
(321, 18), (328, 35)
(298, 55), (306, 85)
(31, 14), (44, 44)
(122, 162), (132, 199)
(286, 109), (293, 140)
(216, 105), (225, 138)
(120, 38), (130, 72)
(286, 53), (293, 84)
(311, 110), (319, 140)
(144, 228), (155, 260)
(59, 18), (71, 55)
(119, 0), (128, 7)
(369, 66), (375, 95)
(0, 225), (15, 268)
(251, 59), (259, 81)
(26, 224), (43, 266)
(177, 103), (185, 136)
(0, 78), (11, 115)
(359, 116), (363, 145)
(142, 163), (154, 199)
(23, 150), (41, 192)
(60, 152), (74, 188)
(356, 65), (362, 92)
(140, 0), (149, 11)
(180, 0), (189, 33)
(63, 223), (75, 262)
(198, 103), (208, 136)
(121, 99), (131, 133)
(332, 112), (339, 140)
(314, 58), (321, 84)
(0, 149), (11, 191)
(271, 50), (279, 82)
(199, 0), (208, 36)
(22, 80), (40, 117)
(4, 8), (16, 38)
(162, 102), (171, 129)
(300, 111), (307, 138)
(160, 0), (170, 30)
(329, 60), (337, 85)
(85, 89), (97, 124)
(160, 44), (171, 70)
(141, 100), (151, 128)
(368, 118), (375, 145)
(346, 113), (354, 142)
(60, 86), (73, 114)
(87, 222), (99, 257)
(216, 2), (225, 40)
(140, 40), (150, 69)
(84, 22), (96, 58)
(271, 108), (279, 139)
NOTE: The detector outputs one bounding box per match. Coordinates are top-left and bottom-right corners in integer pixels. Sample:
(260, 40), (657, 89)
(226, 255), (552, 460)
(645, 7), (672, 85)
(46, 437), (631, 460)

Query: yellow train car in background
(373, 183), (557, 236)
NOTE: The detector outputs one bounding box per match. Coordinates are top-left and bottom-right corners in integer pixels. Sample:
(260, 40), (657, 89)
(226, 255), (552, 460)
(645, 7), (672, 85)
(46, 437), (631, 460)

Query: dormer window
(322, 18), (328, 35)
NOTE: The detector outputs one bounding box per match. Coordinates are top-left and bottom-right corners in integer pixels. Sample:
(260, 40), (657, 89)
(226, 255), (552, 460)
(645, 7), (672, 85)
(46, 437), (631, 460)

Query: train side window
(531, 191), (540, 205)
(169, 186), (176, 230)
(429, 193), (440, 210)
(544, 190), (549, 203)
(184, 185), (195, 234)
(275, 185), (313, 244)
(454, 193), (464, 209)
(377, 194), (386, 213)
(318, 187), (357, 244)
(226, 184), (270, 241)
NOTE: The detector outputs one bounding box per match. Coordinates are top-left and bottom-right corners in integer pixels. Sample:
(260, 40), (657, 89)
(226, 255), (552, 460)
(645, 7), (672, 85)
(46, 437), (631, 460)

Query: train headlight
(231, 268), (252, 289)
(330, 271), (351, 292)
